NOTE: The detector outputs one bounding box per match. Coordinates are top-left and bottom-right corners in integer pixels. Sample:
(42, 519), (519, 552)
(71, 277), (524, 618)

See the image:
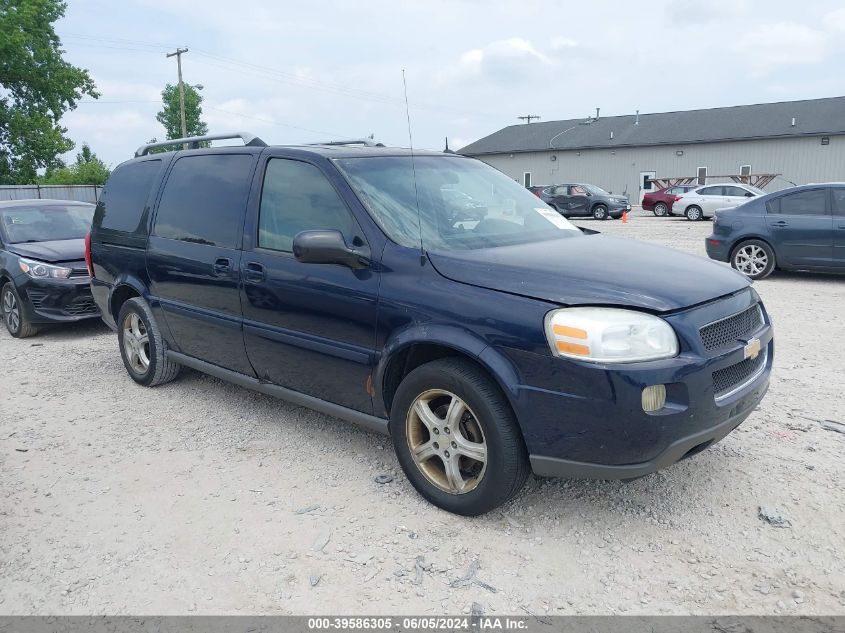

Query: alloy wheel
(654, 203), (668, 216)
(405, 389), (488, 494)
(122, 312), (151, 374)
(734, 245), (769, 277)
(3, 289), (20, 333)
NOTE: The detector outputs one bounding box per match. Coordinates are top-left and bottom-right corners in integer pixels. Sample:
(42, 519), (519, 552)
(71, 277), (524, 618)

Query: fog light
(642, 384), (666, 413)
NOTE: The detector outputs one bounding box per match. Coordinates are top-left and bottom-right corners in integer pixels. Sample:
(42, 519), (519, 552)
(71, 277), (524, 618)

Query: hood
(427, 234), (749, 312)
(5, 239), (85, 264)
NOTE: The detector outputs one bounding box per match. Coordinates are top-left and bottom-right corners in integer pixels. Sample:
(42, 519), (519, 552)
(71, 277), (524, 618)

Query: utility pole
(517, 115), (541, 124)
(166, 47), (189, 147)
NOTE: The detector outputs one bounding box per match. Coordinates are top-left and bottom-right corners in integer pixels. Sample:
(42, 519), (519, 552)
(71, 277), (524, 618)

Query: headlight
(545, 307), (679, 363)
(19, 257), (72, 280)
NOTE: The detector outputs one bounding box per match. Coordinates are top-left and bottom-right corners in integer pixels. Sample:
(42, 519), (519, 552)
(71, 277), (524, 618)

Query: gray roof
(459, 96), (845, 156)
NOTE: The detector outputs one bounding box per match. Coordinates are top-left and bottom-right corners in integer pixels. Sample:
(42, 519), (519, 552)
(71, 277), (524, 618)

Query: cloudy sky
(57, 0), (845, 167)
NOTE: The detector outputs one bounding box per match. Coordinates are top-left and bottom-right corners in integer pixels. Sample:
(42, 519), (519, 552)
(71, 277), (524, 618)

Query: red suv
(643, 185), (698, 217)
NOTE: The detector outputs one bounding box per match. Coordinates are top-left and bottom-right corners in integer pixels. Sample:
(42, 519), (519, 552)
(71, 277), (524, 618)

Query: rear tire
(592, 204), (609, 220)
(653, 202), (668, 217)
(731, 239), (775, 280)
(390, 358), (529, 516)
(2, 283), (37, 338)
(117, 297), (180, 387)
(685, 205), (704, 221)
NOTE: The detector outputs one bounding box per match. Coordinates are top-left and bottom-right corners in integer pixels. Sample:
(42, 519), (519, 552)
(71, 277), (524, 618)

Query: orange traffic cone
(622, 210), (629, 223)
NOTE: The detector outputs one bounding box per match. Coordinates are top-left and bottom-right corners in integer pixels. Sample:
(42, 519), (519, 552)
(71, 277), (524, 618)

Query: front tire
(731, 239), (775, 280)
(685, 205), (704, 221)
(117, 297), (180, 387)
(653, 202), (668, 217)
(390, 358), (529, 516)
(2, 283), (37, 338)
(592, 204), (609, 220)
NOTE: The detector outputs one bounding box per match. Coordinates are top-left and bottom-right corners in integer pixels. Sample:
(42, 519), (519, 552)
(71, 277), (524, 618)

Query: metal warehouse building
(459, 96), (845, 204)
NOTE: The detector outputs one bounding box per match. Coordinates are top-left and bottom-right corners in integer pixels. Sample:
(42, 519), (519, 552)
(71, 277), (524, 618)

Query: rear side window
(832, 189), (845, 215)
(96, 160), (161, 232)
(154, 154), (254, 248)
(258, 158), (359, 252)
(724, 186), (751, 197)
(768, 189), (827, 216)
(698, 186), (722, 196)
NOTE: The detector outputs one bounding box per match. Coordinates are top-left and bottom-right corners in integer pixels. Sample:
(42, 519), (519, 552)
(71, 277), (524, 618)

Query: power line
(517, 114), (541, 124)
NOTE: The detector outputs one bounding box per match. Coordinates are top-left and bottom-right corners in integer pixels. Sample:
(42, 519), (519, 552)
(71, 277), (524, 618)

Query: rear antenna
(402, 68), (425, 264)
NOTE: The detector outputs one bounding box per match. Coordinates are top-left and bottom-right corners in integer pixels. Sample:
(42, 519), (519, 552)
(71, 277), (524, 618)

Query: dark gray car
(705, 183), (845, 279)
(536, 183), (630, 220)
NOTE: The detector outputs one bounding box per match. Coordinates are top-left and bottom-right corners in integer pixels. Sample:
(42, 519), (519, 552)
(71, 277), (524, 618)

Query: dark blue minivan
(89, 133), (774, 515)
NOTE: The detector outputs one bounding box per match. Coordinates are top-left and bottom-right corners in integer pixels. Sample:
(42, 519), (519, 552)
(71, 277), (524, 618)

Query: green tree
(156, 83), (208, 140)
(0, 0), (99, 184)
(38, 142), (110, 185)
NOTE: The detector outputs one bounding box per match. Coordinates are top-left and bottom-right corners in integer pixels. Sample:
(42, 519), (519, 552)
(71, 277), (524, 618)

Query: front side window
(570, 185), (588, 196)
(154, 154), (254, 248)
(724, 186), (751, 197)
(335, 155), (582, 252)
(258, 158), (361, 252)
(0, 204), (94, 243)
(771, 189), (827, 216)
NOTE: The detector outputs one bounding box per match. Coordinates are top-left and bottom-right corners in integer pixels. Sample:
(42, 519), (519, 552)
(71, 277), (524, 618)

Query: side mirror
(293, 230), (370, 269)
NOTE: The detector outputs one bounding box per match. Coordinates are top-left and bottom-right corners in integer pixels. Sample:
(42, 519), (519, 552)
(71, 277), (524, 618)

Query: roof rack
(134, 132), (267, 157)
(308, 138), (385, 148)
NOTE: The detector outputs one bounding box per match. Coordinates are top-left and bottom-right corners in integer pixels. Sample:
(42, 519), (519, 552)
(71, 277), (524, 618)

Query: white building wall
(475, 135), (845, 201)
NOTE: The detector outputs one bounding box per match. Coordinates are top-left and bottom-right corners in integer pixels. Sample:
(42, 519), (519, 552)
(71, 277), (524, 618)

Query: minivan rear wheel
(731, 239), (775, 280)
(390, 357), (529, 515)
(117, 297), (180, 387)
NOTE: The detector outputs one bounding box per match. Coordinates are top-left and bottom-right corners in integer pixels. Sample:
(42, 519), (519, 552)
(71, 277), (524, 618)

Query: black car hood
(427, 234), (749, 312)
(5, 239), (85, 264)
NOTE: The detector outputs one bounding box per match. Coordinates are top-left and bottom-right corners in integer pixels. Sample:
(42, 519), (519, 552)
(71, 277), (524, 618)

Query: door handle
(244, 262), (266, 283)
(212, 257), (232, 275)
(772, 221), (788, 227)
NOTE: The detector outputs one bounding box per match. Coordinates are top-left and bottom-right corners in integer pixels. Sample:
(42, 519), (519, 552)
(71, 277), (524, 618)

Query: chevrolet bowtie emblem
(744, 338), (762, 360)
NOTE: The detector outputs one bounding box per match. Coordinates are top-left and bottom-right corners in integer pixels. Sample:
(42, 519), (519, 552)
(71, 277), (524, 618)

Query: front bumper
(18, 277), (100, 323)
(501, 288), (773, 478)
(530, 376), (767, 479)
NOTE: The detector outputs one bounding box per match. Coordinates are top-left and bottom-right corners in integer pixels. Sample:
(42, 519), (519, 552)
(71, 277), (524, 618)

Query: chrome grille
(713, 349), (767, 400)
(700, 304), (763, 352)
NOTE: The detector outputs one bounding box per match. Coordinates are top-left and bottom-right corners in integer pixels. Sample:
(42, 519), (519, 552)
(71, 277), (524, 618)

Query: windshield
(584, 184), (610, 196)
(0, 204), (94, 244)
(335, 155), (581, 251)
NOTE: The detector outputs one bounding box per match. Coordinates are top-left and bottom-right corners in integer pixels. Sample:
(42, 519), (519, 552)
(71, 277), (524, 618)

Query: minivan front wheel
(390, 358), (529, 515)
(731, 239), (775, 280)
(117, 297), (180, 387)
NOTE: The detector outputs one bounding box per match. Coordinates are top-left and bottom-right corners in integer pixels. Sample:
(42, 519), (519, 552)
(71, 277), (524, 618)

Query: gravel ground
(1, 210), (843, 616)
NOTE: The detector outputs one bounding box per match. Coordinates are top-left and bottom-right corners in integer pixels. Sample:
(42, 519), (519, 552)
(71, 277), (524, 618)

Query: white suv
(674, 183), (764, 221)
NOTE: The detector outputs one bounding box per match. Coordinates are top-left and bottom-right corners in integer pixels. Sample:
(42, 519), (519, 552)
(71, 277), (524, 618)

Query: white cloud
(666, 0), (750, 24)
(550, 36), (577, 50)
(734, 22), (829, 73)
(824, 7), (845, 32)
